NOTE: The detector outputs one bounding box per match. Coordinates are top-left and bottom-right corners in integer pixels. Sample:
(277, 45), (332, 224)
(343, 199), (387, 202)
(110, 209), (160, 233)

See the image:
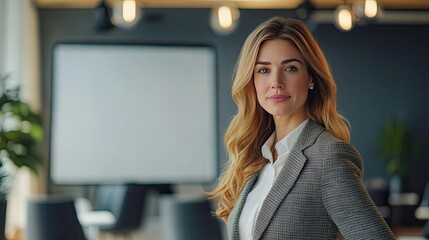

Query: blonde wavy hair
(207, 17), (350, 223)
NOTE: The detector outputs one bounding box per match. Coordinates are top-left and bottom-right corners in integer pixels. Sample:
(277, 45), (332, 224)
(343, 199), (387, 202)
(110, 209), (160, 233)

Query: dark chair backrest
(420, 182), (429, 239)
(421, 182), (429, 207)
(160, 196), (222, 240)
(25, 197), (86, 240)
(94, 184), (147, 232)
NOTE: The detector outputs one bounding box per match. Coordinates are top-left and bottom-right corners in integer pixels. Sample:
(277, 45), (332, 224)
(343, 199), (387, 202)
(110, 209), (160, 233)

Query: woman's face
(253, 39), (313, 121)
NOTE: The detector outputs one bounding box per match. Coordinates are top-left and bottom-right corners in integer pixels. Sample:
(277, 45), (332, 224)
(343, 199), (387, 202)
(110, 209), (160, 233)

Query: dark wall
(315, 24), (429, 193)
(38, 8), (429, 194)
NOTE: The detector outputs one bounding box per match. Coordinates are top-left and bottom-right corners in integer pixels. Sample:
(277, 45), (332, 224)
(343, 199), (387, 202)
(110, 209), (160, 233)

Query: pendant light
(112, 0), (142, 29)
(364, 0), (378, 18)
(210, 2), (240, 36)
(334, 2), (354, 32)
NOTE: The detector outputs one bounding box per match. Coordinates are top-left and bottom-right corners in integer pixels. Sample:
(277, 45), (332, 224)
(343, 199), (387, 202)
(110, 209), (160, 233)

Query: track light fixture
(296, 0), (314, 21)
(94, 0), (114, 31)
(95, 0), (142, 31)
(334, 0), (380, 32)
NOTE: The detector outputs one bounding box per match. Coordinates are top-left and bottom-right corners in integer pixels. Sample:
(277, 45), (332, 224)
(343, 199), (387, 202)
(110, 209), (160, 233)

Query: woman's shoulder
(307, 122), (356, 153)
(308, 128), (363, 170)
(302, 120), (361, 159)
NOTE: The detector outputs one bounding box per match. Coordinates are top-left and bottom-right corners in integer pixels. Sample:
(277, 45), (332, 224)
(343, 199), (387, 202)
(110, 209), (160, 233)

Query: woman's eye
(285, 66), (297, 72)
(257, 68), (270, 74)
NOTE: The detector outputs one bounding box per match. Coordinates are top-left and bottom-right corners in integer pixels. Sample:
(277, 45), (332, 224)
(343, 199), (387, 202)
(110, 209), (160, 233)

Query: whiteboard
(51, 44), (217, 184)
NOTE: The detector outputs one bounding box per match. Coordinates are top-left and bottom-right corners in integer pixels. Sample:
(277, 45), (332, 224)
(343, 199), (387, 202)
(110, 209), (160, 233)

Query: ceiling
(33, 0), (429, 9)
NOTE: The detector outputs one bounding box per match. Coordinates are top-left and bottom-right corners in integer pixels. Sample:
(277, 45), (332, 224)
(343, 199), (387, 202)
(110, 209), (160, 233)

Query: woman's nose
(270, 73), (285, 89)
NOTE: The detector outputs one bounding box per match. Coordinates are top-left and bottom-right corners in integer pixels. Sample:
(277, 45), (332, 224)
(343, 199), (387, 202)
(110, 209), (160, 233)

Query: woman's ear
(309, 75), (314, 90)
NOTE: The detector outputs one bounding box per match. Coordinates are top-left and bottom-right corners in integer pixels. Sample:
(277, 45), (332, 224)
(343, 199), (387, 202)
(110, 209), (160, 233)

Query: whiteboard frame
(49, 43), (218, 185)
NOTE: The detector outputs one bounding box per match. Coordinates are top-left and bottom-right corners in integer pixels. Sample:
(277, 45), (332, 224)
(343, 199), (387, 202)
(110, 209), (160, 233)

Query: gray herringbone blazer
(227, 120), (395, 240)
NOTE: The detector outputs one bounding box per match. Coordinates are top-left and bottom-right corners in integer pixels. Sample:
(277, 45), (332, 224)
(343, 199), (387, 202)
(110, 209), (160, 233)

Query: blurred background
(0, 0), (428, 239)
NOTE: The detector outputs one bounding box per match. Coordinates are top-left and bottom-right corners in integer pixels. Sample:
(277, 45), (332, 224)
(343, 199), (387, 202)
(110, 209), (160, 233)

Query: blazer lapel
(253, 120), (324, 240)
(228, 174), (259, 240)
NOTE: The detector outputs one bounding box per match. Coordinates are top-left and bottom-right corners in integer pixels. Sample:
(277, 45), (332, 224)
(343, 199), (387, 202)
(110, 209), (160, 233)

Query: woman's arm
(321, 141), (396, 240)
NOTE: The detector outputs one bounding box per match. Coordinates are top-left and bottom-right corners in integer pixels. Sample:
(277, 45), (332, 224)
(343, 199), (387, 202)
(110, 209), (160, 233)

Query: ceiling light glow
(122, 0), (137, 23)
(364, 0), (378, 18)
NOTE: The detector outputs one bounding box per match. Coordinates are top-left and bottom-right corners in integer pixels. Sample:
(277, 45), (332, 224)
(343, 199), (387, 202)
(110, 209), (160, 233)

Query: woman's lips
(268, 94), (290, 102)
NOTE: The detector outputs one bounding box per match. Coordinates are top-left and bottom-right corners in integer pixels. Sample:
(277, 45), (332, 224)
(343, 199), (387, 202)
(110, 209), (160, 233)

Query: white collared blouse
(238, 119), (308, 240)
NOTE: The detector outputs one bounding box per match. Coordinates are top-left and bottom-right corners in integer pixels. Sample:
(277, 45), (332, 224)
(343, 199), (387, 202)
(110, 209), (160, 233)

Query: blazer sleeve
(321, 141), (396, 240)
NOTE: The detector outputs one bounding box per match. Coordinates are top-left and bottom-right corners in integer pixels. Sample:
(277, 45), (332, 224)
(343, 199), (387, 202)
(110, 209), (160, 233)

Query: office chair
(415, 182), (429, 239)
(93, 184), (147, 238)
(160, 196), (222, 240)
(25, 196), (86, 240)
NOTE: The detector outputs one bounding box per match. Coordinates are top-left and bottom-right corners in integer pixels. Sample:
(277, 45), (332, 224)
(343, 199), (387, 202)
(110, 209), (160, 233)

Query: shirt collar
(261, 119), (309, 164)
(261, 133), (275, 162)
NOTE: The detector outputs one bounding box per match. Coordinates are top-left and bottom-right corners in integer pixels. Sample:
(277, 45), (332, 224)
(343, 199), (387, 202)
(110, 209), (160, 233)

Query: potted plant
(377, 117), (424, 193)
(0, 73), (43, 240)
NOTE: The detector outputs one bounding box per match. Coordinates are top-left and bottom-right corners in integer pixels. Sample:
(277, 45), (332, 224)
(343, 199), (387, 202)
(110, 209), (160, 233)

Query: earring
(310, 85), (314, 90)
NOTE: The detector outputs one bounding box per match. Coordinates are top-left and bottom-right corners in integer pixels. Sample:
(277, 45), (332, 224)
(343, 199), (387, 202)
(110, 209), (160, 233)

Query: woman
(207, 17), (395, 239)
